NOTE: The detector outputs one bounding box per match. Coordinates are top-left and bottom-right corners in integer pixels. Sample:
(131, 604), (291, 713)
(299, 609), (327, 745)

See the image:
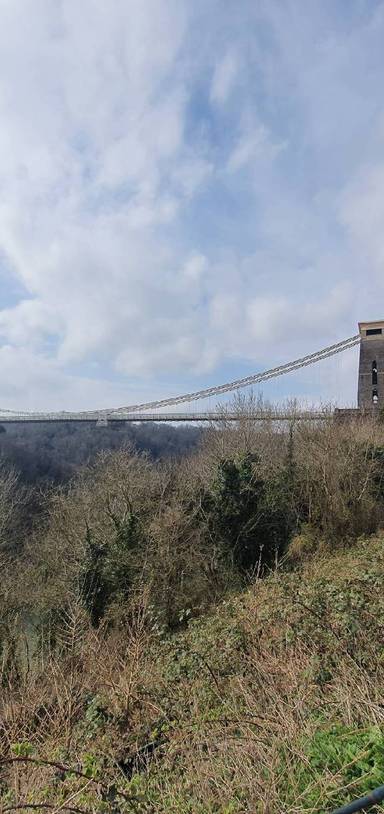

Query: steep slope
(1, 536), (384, 812)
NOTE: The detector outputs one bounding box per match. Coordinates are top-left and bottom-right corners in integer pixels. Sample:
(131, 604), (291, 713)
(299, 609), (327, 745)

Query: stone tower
(358, 320), (384, 409)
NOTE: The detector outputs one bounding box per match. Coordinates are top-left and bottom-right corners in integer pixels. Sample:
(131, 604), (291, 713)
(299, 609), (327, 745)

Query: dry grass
(1, 535), (384, 812)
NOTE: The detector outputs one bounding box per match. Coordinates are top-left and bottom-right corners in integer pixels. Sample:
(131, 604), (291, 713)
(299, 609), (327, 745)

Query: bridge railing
(0, 409), (334, 424)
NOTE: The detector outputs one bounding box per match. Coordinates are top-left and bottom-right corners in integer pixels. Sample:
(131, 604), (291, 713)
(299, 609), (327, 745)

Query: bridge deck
(0, 411), (331, 424)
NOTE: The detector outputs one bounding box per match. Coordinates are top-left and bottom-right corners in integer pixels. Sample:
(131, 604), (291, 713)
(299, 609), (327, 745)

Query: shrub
(203, 449), (295, 574)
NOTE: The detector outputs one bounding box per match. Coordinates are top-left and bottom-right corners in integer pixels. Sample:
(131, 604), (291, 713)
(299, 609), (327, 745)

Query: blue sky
(0, 0), (383, 410)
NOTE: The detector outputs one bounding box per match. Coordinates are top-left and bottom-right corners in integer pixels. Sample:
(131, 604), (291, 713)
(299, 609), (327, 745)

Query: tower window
(372, 361), (378, 385)
(372, 388), (379, 405)
(366, 328), (382, 336)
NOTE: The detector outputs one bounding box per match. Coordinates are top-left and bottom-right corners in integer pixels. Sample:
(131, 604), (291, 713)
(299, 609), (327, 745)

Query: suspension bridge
(0, 324), (381, 423)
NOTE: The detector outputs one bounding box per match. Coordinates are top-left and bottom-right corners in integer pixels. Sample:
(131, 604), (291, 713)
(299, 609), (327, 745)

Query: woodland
(1, 404), (384, 812)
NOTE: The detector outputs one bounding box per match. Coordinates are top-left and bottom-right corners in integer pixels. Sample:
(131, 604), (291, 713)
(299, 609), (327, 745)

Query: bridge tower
(358, 320), (384, 409)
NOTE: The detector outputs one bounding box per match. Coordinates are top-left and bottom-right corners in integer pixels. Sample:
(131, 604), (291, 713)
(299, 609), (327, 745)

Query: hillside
(1, 536), (384, 813)
(1, 414), (384, 812)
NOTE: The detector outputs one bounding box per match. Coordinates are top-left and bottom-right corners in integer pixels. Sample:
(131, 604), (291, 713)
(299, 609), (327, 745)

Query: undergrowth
(1, 535), (384, 812)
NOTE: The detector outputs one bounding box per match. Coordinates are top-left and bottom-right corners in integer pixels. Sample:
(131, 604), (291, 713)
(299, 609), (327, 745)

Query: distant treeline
(0, 421), (202, 484)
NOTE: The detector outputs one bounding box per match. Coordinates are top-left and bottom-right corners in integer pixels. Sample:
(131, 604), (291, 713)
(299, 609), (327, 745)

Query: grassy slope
(1, 536), (384, 813)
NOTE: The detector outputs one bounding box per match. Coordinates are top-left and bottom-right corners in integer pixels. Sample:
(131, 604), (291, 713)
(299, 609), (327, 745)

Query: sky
(0, 0), (383, 412)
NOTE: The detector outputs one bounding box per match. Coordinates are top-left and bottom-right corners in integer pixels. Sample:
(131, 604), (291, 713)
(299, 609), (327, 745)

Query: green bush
(203, 451), (295, 574)
(279, 724), (384, 811)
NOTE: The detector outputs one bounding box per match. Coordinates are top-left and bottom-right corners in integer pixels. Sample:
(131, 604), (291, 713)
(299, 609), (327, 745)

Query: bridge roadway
(0, 410), (331, 424)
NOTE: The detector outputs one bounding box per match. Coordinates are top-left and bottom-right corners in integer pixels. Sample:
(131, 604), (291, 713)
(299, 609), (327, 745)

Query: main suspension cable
(107, 334), (361, 414)
(0, 334), (360, 418)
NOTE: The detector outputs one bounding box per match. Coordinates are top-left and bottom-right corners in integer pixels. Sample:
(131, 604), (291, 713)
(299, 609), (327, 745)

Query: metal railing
(0, 409), (332, 424)
(331, 784), (384, 813)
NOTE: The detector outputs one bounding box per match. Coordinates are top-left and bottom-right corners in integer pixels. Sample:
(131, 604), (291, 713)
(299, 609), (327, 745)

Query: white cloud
(339, 163), (384, 279)
(211, 50), (239, 105)
(0, 300), (61, 346)
(227, 124), (285, 173)
(0, 0), (383, 410)
(208, 283), (353, 365)
(0, 345), (154, 412)
(0, 0), (213, 388)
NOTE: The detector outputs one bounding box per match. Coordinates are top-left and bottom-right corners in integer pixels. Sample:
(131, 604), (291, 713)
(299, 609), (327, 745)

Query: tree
(203, 436), (298, 575)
